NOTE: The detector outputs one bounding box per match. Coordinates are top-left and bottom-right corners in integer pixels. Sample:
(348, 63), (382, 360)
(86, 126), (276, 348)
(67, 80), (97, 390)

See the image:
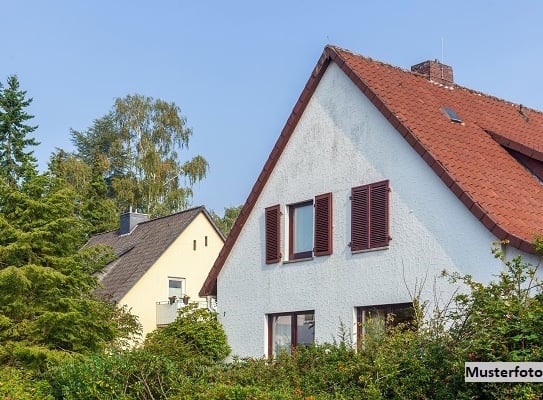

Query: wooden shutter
(351, 185), (369, 251)
(351, 180), (389, 251)
(369, 181), (389, 248)
(314, 192), (332, 256)
(265, 205), (281, 264)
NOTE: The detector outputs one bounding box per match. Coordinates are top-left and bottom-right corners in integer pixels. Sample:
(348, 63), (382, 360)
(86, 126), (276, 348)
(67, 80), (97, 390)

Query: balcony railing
(156, 298), (213, 327)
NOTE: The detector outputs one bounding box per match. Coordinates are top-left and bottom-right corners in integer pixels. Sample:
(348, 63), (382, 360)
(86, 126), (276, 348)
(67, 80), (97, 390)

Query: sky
(2, 1), (543, 215)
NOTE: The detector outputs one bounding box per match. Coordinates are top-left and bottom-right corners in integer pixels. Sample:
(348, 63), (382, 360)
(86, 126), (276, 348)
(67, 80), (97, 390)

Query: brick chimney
(411, 59), (454, 86)
(119, 208), (149, 235)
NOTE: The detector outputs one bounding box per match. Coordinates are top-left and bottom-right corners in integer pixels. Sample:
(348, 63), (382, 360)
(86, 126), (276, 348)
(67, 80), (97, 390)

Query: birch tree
(71, 94), (208, 217)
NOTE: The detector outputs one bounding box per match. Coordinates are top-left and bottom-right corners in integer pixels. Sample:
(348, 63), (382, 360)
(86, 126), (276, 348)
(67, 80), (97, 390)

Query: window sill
(351, 246), (389, 255)
(283, 257), (314, 264)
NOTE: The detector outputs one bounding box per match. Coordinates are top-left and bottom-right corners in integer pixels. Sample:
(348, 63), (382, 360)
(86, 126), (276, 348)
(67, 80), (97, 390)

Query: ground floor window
(356, 302), (414, 341)
(268, 311), (315, 356)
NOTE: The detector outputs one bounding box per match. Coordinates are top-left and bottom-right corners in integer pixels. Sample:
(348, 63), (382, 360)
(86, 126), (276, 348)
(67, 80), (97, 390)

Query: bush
(144, 303), (230, 363)
(49, 349), (179, 400)
(0, 366), (53, 400)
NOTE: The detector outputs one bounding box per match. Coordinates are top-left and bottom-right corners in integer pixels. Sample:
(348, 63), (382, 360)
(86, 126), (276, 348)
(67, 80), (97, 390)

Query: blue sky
(2, 1), (543, 215)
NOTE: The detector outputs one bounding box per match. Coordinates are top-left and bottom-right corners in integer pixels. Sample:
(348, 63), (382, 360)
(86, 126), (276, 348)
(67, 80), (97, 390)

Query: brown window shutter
(369, 181), (389, 248)
(351, 185), (369, 251)
(265, 205), (281, 264)
(314, 192), (332, 256)
(351, 180), (389, 251)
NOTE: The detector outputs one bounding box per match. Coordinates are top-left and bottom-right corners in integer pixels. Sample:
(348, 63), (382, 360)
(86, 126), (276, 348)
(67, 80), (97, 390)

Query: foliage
(71, 94), (208, 217)
(49, 149), (118, 234)
(0, 75), (39, 187)
(210, 205), (242, 237)
(442, 243), (543, 399)
(0, 174), (140, 372)
(0, 366), (53, 400)
(49, 350), (178, 400)
(49, 304), (231, 400)
(144, 303), (230, 363)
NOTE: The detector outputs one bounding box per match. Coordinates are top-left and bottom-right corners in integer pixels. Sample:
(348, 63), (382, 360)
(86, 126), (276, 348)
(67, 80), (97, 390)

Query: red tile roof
(200, 45), (543, 296)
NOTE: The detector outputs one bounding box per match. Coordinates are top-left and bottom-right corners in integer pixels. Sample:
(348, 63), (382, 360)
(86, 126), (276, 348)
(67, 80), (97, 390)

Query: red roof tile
(200, 46), (543, 296)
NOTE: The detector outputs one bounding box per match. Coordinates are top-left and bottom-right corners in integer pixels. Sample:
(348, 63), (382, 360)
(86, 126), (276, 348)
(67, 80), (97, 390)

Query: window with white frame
(168, 277), (185, 300)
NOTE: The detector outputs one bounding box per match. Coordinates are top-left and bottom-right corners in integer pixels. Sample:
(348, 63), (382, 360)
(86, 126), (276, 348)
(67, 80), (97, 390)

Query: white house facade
(201, 46), (543, 358)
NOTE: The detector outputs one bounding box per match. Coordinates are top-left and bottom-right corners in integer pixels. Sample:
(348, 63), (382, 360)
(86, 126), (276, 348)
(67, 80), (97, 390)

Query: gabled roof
(200, 45), (543, 296)
(88, 206), (223, 302)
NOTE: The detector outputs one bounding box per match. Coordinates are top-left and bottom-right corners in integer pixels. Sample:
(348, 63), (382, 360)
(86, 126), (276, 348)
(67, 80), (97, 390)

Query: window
(268, 311), (315, 356)
(265, 193), (332, 263)
(350, 180), (389, 252)
(289, 201), (313, 259)
(356, 303), (414, 340)
(441, 106), (463, 123)
(168, 277), (185, 299)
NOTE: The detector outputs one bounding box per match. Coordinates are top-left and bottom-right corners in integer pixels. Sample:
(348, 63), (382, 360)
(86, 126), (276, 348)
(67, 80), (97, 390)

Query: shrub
(0, 366), (53, 400)
(144, 303), (230, 363)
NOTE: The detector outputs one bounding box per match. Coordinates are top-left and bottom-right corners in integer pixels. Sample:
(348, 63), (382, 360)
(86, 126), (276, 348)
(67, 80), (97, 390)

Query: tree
(71, 94), (208, 217)
(49, 149), (119, 234)
(0, 174), (140, 371)
(0, 75), (39, 186)
(211, 205), (242, 236)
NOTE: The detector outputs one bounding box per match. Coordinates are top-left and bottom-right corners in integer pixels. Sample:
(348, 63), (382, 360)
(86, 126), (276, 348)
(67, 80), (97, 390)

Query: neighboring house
(88, 206), (225, 339)
(200, 45), (543, 358)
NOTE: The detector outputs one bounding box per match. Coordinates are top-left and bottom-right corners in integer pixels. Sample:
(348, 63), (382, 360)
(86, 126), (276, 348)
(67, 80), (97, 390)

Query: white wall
(217, 62), (536, 358)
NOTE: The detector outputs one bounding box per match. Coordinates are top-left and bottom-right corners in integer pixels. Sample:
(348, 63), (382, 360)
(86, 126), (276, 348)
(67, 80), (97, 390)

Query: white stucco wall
(120, 213), (224, 339)
(217, 62), (537, 358)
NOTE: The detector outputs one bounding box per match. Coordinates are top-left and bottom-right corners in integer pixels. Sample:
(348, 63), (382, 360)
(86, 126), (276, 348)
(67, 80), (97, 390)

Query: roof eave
(199, 47), (335, 297)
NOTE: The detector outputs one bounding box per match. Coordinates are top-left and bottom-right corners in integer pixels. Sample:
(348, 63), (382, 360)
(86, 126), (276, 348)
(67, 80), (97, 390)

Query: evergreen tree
(0, 174), (140, 371)
(0, 75), (39, 186)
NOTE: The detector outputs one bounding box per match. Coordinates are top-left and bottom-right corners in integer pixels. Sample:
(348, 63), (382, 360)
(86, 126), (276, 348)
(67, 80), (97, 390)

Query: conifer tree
(0, 75), (39, 186)
(0, 174), (140, 370)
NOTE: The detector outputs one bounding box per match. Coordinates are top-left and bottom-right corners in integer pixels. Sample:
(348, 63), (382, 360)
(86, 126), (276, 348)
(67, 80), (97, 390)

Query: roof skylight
(442, 106), (463, 123)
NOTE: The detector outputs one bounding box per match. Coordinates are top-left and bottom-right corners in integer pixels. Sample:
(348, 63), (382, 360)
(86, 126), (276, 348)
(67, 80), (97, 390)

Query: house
(200, 45), (543, 358)
(88, 206), (225, 339)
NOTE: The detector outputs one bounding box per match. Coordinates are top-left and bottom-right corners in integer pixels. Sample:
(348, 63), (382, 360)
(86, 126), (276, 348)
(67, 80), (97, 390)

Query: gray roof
(87, 206), (223, 302)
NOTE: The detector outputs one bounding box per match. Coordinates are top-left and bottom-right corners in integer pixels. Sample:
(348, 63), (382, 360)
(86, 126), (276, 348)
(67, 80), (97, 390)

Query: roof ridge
(330, 44), (543, 116)
(137, 205), (205, 225)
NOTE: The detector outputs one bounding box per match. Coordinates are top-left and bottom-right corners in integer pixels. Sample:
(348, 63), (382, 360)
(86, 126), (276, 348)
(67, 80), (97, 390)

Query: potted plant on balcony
(182, 294), (190, 305)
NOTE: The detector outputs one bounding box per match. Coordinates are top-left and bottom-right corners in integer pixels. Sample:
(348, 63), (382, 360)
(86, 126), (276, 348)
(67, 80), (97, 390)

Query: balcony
(156, 296), (216, 327)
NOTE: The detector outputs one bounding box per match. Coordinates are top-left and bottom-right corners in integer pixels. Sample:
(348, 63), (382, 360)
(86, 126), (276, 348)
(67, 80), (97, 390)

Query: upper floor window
(350, 180), (390, 252)
(268, 311), (315, 356)
(289, 200), (313, 260)
(168, 277), (185, 299)
(265, 193), (332, 264)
